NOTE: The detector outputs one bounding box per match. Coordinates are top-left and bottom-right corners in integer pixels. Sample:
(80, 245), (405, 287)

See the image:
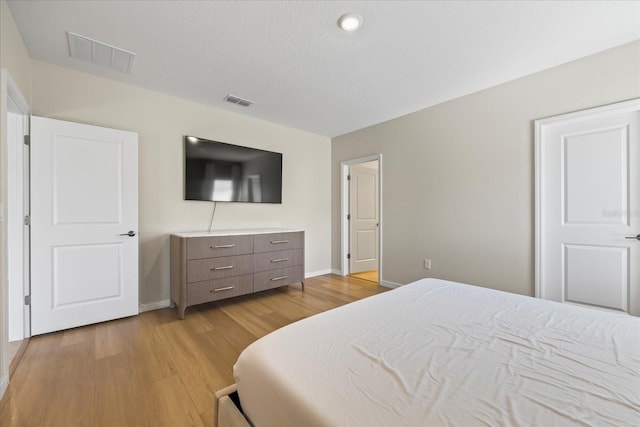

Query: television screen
(184, 136), (282, 203)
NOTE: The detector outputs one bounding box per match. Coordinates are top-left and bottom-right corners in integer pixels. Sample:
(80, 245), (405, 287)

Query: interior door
(31, 116), (139, 335)
(349, 163), (379, 274)
(537, 100), (640, 316)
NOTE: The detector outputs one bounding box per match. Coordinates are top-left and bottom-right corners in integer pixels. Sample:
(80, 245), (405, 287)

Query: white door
(31, 117), (139, 335)
(349, 162), (379, 274)
(536, 99), (640, 316)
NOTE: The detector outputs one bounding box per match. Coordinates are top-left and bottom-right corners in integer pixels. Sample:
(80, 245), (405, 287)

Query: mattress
(233, 278), (640, 426)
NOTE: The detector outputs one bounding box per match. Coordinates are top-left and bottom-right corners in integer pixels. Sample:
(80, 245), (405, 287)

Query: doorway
(341, 155), (382, 284)
(1, 69), (30, 395)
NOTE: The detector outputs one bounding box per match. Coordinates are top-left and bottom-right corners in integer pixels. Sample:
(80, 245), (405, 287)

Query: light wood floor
(0, 274), (387, 427)
(350, 269), (379, 283)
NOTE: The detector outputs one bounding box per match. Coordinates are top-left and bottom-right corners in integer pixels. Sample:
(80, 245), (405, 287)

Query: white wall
(31, 60), (331, 306)
(332, 40), (640, 296)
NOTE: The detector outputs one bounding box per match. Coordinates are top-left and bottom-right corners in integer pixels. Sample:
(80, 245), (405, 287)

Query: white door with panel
(349, 163), (379, 274)
(536, 99), (640, 316)
(31, 116), (139, 335)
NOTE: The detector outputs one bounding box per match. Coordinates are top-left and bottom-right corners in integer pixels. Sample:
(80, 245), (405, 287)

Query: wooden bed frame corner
(215, 384), (251, 427)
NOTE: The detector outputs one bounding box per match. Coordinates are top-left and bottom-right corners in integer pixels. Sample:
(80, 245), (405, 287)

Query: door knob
(624, 234), (640, 240)
(120, 230), (136, 237)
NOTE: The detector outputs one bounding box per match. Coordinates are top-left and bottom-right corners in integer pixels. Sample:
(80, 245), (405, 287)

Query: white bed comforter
(234, 278), (640, 426)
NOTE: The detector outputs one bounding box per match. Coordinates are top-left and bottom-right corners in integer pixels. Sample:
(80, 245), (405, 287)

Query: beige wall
(0, 0), (31, 101)
(332, 41), (640, 296)
(31, 61), (331, 305)
(1, 0), (31, 395)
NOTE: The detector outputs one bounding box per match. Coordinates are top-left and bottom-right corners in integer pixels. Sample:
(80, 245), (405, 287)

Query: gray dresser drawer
(187, 235), (253, 260)
(171, 229), (304, 319)
(254, 232), (303, 253)
(187, 274), (254, 305)
(254, 266), (304, 292)
(254, 249), (303, 272)
(187, 254), (254, 283)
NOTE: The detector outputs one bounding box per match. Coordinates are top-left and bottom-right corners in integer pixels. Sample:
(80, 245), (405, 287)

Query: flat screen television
(184, 136), (283, 203)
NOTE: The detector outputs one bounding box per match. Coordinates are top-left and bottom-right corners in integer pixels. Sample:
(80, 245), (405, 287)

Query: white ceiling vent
(67, 31), (135, 73)
(224, 94), (254, 107)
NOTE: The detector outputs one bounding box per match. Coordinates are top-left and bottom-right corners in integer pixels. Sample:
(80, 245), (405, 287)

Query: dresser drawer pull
(211, 286), (234, 293)
(212, 244), (235, 249)
(270, 240), (289, 244)
(270, 275), (289, 281)
(271, 258), (289, 263)
(211, 265), (235, 270)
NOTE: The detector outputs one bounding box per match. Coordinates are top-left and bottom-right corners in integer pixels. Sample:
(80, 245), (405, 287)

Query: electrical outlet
(424, 259), (431, 270)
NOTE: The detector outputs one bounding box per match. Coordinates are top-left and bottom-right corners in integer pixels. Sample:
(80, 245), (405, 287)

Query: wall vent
(67, 31), (135, 73)
(224, 94), (254, 107)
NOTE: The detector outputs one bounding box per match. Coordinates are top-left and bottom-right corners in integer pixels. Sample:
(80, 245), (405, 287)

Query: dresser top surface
(171, 228), (303, 238)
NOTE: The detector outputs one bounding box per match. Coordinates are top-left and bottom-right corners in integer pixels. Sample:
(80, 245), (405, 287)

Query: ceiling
(7, 0), (640, 137)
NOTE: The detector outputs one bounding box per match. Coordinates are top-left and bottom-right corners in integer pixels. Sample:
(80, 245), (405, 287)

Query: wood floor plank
(0, 274), (386, 426)
(0, 332), (64, 426)
(129, 322), (177, 386)
(61, 323), (97, 347)
(41, 340), (95, 427)
(94, 353), (149, 427)
(141, 375), (205, 427)
(95, 317), (132, 360)
(154, 317), (227, 413)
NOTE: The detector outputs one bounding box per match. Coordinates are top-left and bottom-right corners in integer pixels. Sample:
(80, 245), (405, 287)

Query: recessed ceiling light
(338, 13), (362, 32)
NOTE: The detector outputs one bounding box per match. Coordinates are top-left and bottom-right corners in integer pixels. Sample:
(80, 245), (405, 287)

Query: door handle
(120, 230), (136, 237)
(625, 234), (640, 240)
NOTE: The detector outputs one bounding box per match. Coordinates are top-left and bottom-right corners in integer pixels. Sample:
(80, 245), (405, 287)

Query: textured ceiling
(7, 0), (640, 137)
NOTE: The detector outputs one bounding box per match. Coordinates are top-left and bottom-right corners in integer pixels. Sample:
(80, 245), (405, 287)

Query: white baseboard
(380, 280), (402, 289)
(325, 269), (401, 287)
(305, 269), (332, 278)
(1, 373), (8, 400)
(139, 299), (171, 313)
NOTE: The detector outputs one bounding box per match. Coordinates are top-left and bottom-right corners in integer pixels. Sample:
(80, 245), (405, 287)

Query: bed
(215, 278), (640, 426)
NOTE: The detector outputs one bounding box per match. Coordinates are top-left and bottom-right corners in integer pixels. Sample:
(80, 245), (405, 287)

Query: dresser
(170, 229), (304, 319)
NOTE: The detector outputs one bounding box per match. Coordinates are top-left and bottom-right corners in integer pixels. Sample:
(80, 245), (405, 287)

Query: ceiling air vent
(224, 94), (254, 107)
(67, 31), (135, 73)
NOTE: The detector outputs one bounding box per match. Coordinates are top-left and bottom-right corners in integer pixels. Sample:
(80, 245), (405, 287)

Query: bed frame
(215, 384), (251, 427)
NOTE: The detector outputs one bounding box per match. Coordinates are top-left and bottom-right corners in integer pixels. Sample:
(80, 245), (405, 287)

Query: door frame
(1, 69), (30, 398)
(340, 154), (383, 282)
(534, 98), (640, 299)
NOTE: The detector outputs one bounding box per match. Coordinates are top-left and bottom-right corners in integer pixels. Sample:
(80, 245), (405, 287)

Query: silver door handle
(211, 265), (234, 270)
(212, 244), (235, 249)
(271, 240), (289, 244)
(271, 258), (289, 263)
(625, 234), (640, 240)
(270, 275), (289, 281)
(120, 230), (136, 237)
